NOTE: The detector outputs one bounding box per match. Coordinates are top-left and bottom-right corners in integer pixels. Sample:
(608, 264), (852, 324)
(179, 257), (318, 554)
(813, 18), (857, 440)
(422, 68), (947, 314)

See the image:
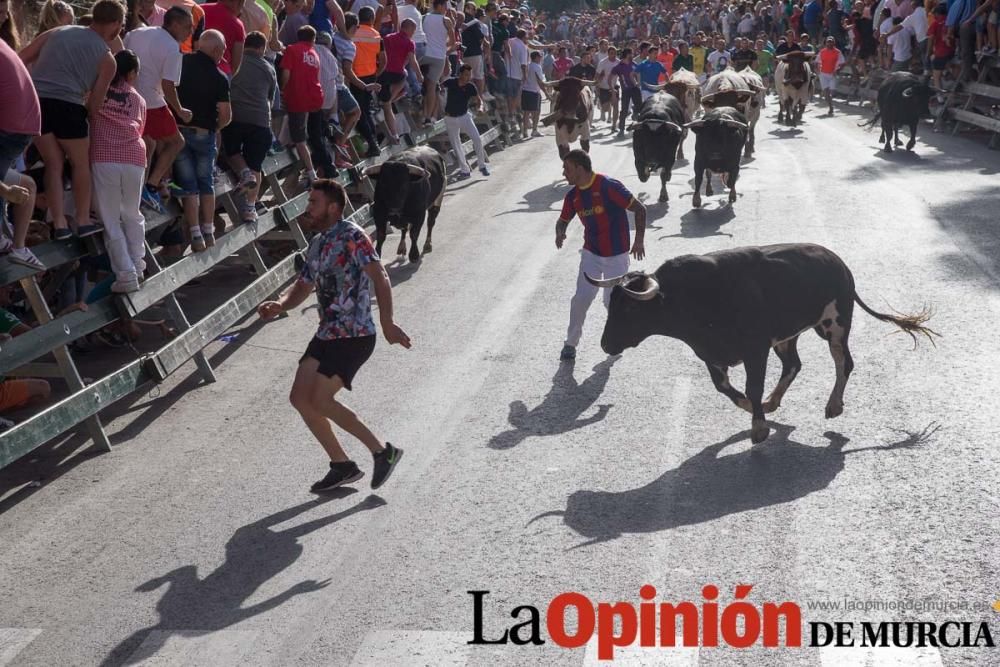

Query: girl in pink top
(90, 49), (148, 293)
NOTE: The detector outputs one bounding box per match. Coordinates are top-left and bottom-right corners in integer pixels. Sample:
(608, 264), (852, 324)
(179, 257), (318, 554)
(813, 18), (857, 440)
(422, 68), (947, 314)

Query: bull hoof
(408, 247), (421, 263)
(750, 420), (770, 444)
(423, 241), (433, 254)
(895, 138), (903, 147)
(825, 399), (844, 419)
(728, 191), (737, 204)
(658, 190), (668, 203)
(884, 145), (893, 153)
(396, 242), (407, 257)
(691, 194), (701, 208)
(705, 186), (713, 196)
(906, 140), (916, 151)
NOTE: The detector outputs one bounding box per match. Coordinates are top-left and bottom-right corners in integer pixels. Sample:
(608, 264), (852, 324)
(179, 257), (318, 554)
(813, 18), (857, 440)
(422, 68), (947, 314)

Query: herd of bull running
(367, 58), (941, 444)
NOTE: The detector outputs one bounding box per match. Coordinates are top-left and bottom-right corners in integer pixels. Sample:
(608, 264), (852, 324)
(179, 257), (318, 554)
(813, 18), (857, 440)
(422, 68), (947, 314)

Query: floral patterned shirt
(298, 220), (380, 340)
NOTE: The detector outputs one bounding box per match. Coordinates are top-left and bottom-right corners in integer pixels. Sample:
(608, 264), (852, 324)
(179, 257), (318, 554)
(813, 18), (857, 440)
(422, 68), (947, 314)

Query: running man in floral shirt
(258, 179), (411, 492)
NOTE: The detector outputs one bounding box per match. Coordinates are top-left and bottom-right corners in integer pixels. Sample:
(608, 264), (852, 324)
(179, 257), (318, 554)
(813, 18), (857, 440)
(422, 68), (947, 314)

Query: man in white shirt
(123, 6), (193, 213)
(520, 49), (548, 138)
(595, 45), (619, 126)
(888, 1), (927, 71)
(886, 17), (913, 70)
(506, 28), (529, 126)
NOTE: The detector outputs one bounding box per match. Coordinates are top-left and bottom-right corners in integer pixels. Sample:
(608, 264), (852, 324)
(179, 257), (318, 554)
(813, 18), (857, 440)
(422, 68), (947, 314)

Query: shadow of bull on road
(101, 493), (386, 666)
(530, 422), (937, 548)
(488, 356), (619, 450)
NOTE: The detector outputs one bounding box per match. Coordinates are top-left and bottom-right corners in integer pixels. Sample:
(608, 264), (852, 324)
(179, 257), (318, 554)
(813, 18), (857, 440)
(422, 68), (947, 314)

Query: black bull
(861, 72), (936, 153)
(632, 92), (685, 203)
(688, 107), (748, 208)
(365, 146), (446, 262)
(585, 243), (938, 444)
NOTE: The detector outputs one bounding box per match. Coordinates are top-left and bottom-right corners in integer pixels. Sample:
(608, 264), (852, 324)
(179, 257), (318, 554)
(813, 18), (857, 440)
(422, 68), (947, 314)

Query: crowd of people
(0, 0), (989, 437)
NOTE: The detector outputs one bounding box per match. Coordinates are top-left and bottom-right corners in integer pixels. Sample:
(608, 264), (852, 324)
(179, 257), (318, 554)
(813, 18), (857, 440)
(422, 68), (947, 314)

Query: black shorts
(221, 121), (271, 172)
(300, 335), (376, 389)
(932, 56), (951, 71)
(39, 98), (89, 140)
(521, 90), (541, 112)
(598, 88), (613, 105)
(377, 71), (407, 102)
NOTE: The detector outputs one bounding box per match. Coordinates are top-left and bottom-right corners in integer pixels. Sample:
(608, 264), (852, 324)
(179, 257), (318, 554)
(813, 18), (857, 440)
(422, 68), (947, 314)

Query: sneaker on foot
(7, 247), (45, 270)
(111, 277), (140, 294)
(202, 230), (216, 248)
(480, 164), (491, 176)
(560, 344), (576, 361)
(531, 130), (542, 137)
(54, 228), (73, 241)
(141, 185), (164, 213)
(190, 234), (207, 252)
(371, 443), (403, 489)
(455, 171), (471, 181)
(235, 169), (257, 193)
(311, 461), (364, 492)
(76, 224), (101, 237)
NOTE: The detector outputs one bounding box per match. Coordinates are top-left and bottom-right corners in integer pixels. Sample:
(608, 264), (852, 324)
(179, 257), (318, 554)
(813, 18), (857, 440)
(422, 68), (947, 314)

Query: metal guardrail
(0, 103), (513, 472)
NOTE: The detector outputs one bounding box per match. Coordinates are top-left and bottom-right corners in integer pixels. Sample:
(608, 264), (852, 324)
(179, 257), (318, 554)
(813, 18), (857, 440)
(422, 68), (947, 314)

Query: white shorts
(819, 73), (837, 91)
(464, 55), (484, 79)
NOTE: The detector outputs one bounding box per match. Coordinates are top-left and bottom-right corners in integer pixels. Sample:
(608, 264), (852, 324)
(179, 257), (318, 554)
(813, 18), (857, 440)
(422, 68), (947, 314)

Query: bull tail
(859, 108), (880, 131)
(853, 292), (939, 347)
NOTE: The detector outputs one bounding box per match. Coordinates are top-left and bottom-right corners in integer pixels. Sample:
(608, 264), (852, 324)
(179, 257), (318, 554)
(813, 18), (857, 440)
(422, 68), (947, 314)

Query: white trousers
(445, 112), (487, 174)
(92, 162), (147, 282)
(566, 249), (630, 347)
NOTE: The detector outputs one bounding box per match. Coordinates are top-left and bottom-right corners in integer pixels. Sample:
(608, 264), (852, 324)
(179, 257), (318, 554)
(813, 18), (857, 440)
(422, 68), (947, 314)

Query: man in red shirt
(379, 19), (422, 143)
(552, 45), (573, 80)
(202, 0), (245, 75)
(926, 4), (952, 98)
(817, 36), (845, 114)
(281, 25), (332, 183)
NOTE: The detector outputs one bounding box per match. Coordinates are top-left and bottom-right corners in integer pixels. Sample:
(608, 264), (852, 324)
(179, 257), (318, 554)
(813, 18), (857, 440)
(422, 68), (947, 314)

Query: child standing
(90, 50), (148, 294)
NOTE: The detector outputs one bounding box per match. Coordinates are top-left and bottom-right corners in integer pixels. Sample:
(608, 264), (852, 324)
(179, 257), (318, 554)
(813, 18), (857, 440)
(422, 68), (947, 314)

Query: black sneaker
(371, 443), (403, 489)
(310, 461), (364, 492)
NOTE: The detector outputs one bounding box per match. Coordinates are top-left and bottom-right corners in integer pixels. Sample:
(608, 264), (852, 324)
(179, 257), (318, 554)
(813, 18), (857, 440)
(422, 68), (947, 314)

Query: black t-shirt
(775, 42), (802, 56)
(732, 48), (758, 69)
(177, 51), (230, 131)
(462, 17), (485, 57)
(443, 78), (478, 116)
(569, 63), (596, 79)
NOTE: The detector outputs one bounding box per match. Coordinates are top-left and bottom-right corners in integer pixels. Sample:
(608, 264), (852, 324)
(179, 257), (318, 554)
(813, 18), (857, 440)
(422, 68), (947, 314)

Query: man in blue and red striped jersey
(555, 149), (647, 361)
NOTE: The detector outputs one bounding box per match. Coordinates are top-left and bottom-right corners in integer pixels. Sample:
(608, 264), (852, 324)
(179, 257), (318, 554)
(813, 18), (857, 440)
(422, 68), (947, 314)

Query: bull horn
(723, 119), (749, 129)
(683, 119), (705, 128)
(662, 121), (682, 132)
(584, 273), (626, 288)
(363, 164), (382, 177)
(901, 87), (915, 98)
(622, 277), (661, 301)
(406, 165), (429, 179)
(580, 79), (597, 87)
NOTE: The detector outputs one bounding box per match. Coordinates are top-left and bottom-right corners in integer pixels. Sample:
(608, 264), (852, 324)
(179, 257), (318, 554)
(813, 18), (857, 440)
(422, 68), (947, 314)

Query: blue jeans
(173, 127), (217, 196)
(0, 131), (31, 182)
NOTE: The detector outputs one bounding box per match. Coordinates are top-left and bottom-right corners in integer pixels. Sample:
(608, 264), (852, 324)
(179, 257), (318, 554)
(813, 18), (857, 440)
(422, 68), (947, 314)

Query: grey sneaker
(480, 164), (491, 176)
(190, 234), (207, 252)
(202, 230), (216, 248)
(371, 443), (403, 489)
(560, 344), (576, 361)
(111, 278), (140, 294)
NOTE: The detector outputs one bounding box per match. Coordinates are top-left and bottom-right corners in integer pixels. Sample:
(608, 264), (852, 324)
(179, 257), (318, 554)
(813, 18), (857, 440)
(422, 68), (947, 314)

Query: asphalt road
(2, 96), (999, 667)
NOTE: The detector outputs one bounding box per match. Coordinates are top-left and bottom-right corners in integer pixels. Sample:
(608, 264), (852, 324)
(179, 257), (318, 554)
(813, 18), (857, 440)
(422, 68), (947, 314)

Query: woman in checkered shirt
(90, 49), (148, 295)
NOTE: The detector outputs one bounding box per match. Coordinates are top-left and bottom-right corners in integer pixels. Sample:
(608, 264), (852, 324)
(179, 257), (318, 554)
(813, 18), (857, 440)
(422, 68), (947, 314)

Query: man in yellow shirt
(689, 32), (707, 81)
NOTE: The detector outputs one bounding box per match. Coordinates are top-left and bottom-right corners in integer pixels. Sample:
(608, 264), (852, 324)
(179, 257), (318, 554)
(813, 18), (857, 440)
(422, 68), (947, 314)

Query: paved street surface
(2, 99), (999, 666)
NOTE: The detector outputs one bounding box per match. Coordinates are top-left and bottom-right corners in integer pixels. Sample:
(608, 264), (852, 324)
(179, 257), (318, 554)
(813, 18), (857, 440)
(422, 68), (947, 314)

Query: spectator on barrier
(421, 0), (454, 126)
(396, 0), (426, 101)
(124, 6), (194, 214)
(350, 7), (385, 157)
(0, 37), (40, 269)
(90, 49), (147, 294)
(222, 31), (274, 222)
(314, 31), (358, 169)
(37, 0), (75, 34)
(202, 0), (245, 76)
(443, 63), (490, 179)
(1, 0), (20, 50)
(19, 0), (122, 241)
(460, 2), (490, 95)
(380, 18), (422, 144)
(887, 16), (913, 70)
(281, 24), (333, 186)
(506, 28), (529, 128)
(520, 49), (548, 138)
(928, 3), (952, 98)
(153, 0), (204, 53)
(239, 0), (281, 55)
(333, 11), (381, 158)
(174, 29), (231, 252)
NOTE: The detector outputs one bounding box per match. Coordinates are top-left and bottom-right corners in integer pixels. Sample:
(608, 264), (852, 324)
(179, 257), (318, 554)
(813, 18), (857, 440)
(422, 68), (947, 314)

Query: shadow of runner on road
(529, 422), (937, 548)
(101, 493), (386, 666)
(488, 356), (620, 450)
(493, 181), (570, 217)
